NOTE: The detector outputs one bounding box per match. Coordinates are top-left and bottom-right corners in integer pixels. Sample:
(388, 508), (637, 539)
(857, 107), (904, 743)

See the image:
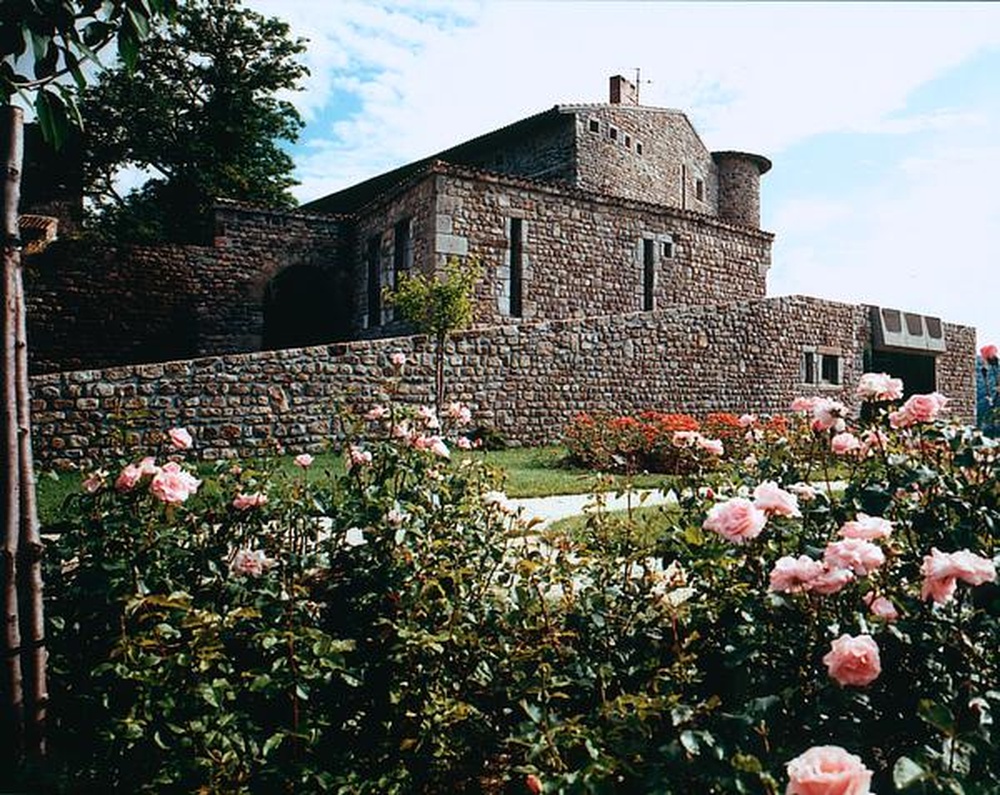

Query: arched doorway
(262, 265), (347, 350)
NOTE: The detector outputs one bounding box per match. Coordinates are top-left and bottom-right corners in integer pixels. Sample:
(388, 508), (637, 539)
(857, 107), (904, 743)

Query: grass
(34, 444), (672, 526)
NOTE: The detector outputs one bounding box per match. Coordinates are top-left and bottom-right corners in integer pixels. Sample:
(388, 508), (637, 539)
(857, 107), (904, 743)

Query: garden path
(510, 489), (675, 529)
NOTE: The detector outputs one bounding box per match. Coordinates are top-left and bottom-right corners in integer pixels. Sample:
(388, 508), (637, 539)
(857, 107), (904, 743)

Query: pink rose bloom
(753, 481), (801, 518)
(294, 453), (314, 469)
(525, 774), (543, 795)
(365, 404), (389, 421)
(864, 593), (899, 621)
(809, 565), (855, 595)
(823, 634), (881, 687)
(346, 444), (373, 469)
(703, 497), (767, 544)
(697, 436), (724, 456)
(115, 462), (145, 492)
(981, 343), (998, 363)
(417, 406), (440, 429)
(769, 555), (825, 593)
(138, 456), (160, 477)
(149, 462), (201, 505)
(232, 492), (268, 511)
(890, 392), (948, 428)
(230, 549), (275, 578)
(811, 399), (847, 433)
(839, 514), (893, 540)
(830, 432), (861, 456)
(921, 548), (996, 603)
(456, 436), (473, 450)
(738, 413), (757, 427)
(786, 745), (874, 795)
(790, 396), (820, 413)
(167, 426), (193, 450)
(787, 482), (818, 502)
(856, 372), (903, 402)
(82, 470), (108, 493)
(672, 430), (700, 447)
(390, 351), (406, 367)
(446, 401), (472, 425)
(824, 538), (885, 576)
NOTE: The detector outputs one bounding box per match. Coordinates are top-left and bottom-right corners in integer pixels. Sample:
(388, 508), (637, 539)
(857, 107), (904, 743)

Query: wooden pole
(1, 104), (25, 763)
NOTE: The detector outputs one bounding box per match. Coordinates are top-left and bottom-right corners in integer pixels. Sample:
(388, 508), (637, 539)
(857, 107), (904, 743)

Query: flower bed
(26, 358), (1000, 793)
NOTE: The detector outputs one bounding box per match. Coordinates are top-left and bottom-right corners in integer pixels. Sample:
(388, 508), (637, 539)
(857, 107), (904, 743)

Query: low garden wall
(29, 294), (976, 468)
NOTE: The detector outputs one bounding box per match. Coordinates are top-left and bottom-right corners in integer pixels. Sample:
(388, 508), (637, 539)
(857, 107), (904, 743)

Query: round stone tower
(711, 151), (772, 228)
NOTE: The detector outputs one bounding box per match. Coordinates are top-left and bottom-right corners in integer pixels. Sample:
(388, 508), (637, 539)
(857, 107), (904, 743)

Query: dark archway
(869, 350), (937, 395)
(262, 265), (349, 351)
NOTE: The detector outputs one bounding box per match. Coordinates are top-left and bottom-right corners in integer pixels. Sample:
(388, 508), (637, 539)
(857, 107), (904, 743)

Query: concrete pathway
(510, 489), (675, 529)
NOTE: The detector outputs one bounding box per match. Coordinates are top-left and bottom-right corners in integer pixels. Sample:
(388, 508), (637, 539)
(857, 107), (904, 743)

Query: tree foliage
(82, 0), (308, 243)
(388, 257), (481, 414)
(1, 0), (177, 147)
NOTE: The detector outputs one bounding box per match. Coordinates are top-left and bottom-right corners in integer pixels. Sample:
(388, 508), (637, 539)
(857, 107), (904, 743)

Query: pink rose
(824, 538), (885, 576)
(769, 555), (825, 593)
(232, 492), (268, 511)
(838, 514), (893, 541)
(981, 343), (998, 363)
(921, 548), (996, 604)
(787, 482), (818, 502)
(82, 470), (108, 493)
(786, 745), (874, 795)
(823, 634), (881, 687)
(859, 429), (888, 458)
(230, 549), (275, 578)
(365, 404), (389, 421)
(390, 351), (406, 367)
(294, 453), (314, 469)
(703, 497), (767, 544)
(830, 432), (861, 456)
(811, 399), (847, 433)
(753, 481), (802, 518)
(672, 430), (701, 448)
(525, 773), (543, 794)
(115, 462), (147, 492)
(697, 436), (724, 456)
(864, 593), (899, 621)
(346, 444), (373, 469)
(738, 413), (757, 427)
(167, 426), (193, 450)
(150, 462), (201, 505)
(456, 436), (473, 450)
(855, 372), (903, 402)
(446, 401), (472, 425)
(809, 565), (854, 595)
(417, 406), (440, 429)
(890, 392), (948, 428)
(790, 396), (820, 413)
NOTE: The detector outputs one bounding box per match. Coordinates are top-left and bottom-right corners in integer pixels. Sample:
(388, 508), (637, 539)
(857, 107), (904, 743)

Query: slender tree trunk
(434, 331), (446, 419)
(2, 104), (26, 765)
(2, 104), (46, 763)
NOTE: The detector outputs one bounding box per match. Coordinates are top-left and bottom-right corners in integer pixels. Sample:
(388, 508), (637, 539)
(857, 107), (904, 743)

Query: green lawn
(35, 444), (672, 526)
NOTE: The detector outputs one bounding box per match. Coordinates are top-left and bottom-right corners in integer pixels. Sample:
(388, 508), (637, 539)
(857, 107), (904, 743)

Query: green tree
(2, 0), (176, 766)
(388, 257), (482, 416)
(83, 0), (308, 242)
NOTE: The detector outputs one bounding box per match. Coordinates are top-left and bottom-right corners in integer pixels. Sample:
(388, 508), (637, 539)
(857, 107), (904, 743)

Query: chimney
(609, 74), (639, 106)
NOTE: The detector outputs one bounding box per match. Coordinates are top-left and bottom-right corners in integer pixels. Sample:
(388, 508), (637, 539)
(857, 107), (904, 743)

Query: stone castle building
(25, 76), (976, 464)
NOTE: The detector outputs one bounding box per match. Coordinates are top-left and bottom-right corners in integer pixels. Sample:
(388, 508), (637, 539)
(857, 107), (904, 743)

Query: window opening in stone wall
(821, 354), (842, 385)
(624, 133), (632, 148)
(695, 178), (705, 201)
(393, 218), (413, 280)
(802, 351), (816, 384)
(635, 141), (643, 155)
(609, 126), (618, 142)
(662, 240), (674, 259)
(643, 238), (655, 311)
(263, 265), (344, 351)
(366, 235), (381, 328)
(589, 118), (600, 133)
(510, 218), (524, 318)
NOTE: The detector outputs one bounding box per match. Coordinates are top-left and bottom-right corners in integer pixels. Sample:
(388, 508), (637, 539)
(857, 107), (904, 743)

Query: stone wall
(573, 106), (720, 216)
(29, 294), (976, 469)
(25, 203), (349, 374)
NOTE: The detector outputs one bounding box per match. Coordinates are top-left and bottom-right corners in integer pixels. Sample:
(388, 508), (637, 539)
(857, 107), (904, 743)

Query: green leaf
(893, 756), (927, 789)
(262, 732), (284, 758)
(918, 699), (956, 736)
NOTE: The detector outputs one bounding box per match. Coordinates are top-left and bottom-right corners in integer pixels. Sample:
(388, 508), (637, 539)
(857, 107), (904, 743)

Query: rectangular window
(643, 238), (655, 311)
(624, 134), (632, 148)
(609, 126), (618, 142)
(366, 235), (381, 328)
(695, 178), (705, 201)
(588, 118), (600, 133)
(821, 354), (842, 385)
(802, 351), (816, 384)
(509, 218), (523, 318)
(393, 218), (412, 280)
(662, 240), (674, 259)
(635, 142), (643, 155)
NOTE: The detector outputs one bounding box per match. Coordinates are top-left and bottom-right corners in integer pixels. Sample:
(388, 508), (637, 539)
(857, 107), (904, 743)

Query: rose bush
(28, 371), (1000, 793)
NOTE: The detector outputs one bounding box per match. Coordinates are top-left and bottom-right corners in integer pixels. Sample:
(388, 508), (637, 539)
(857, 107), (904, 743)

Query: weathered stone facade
(24, 74), (978, 465)
(30, 296), (976, 469)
